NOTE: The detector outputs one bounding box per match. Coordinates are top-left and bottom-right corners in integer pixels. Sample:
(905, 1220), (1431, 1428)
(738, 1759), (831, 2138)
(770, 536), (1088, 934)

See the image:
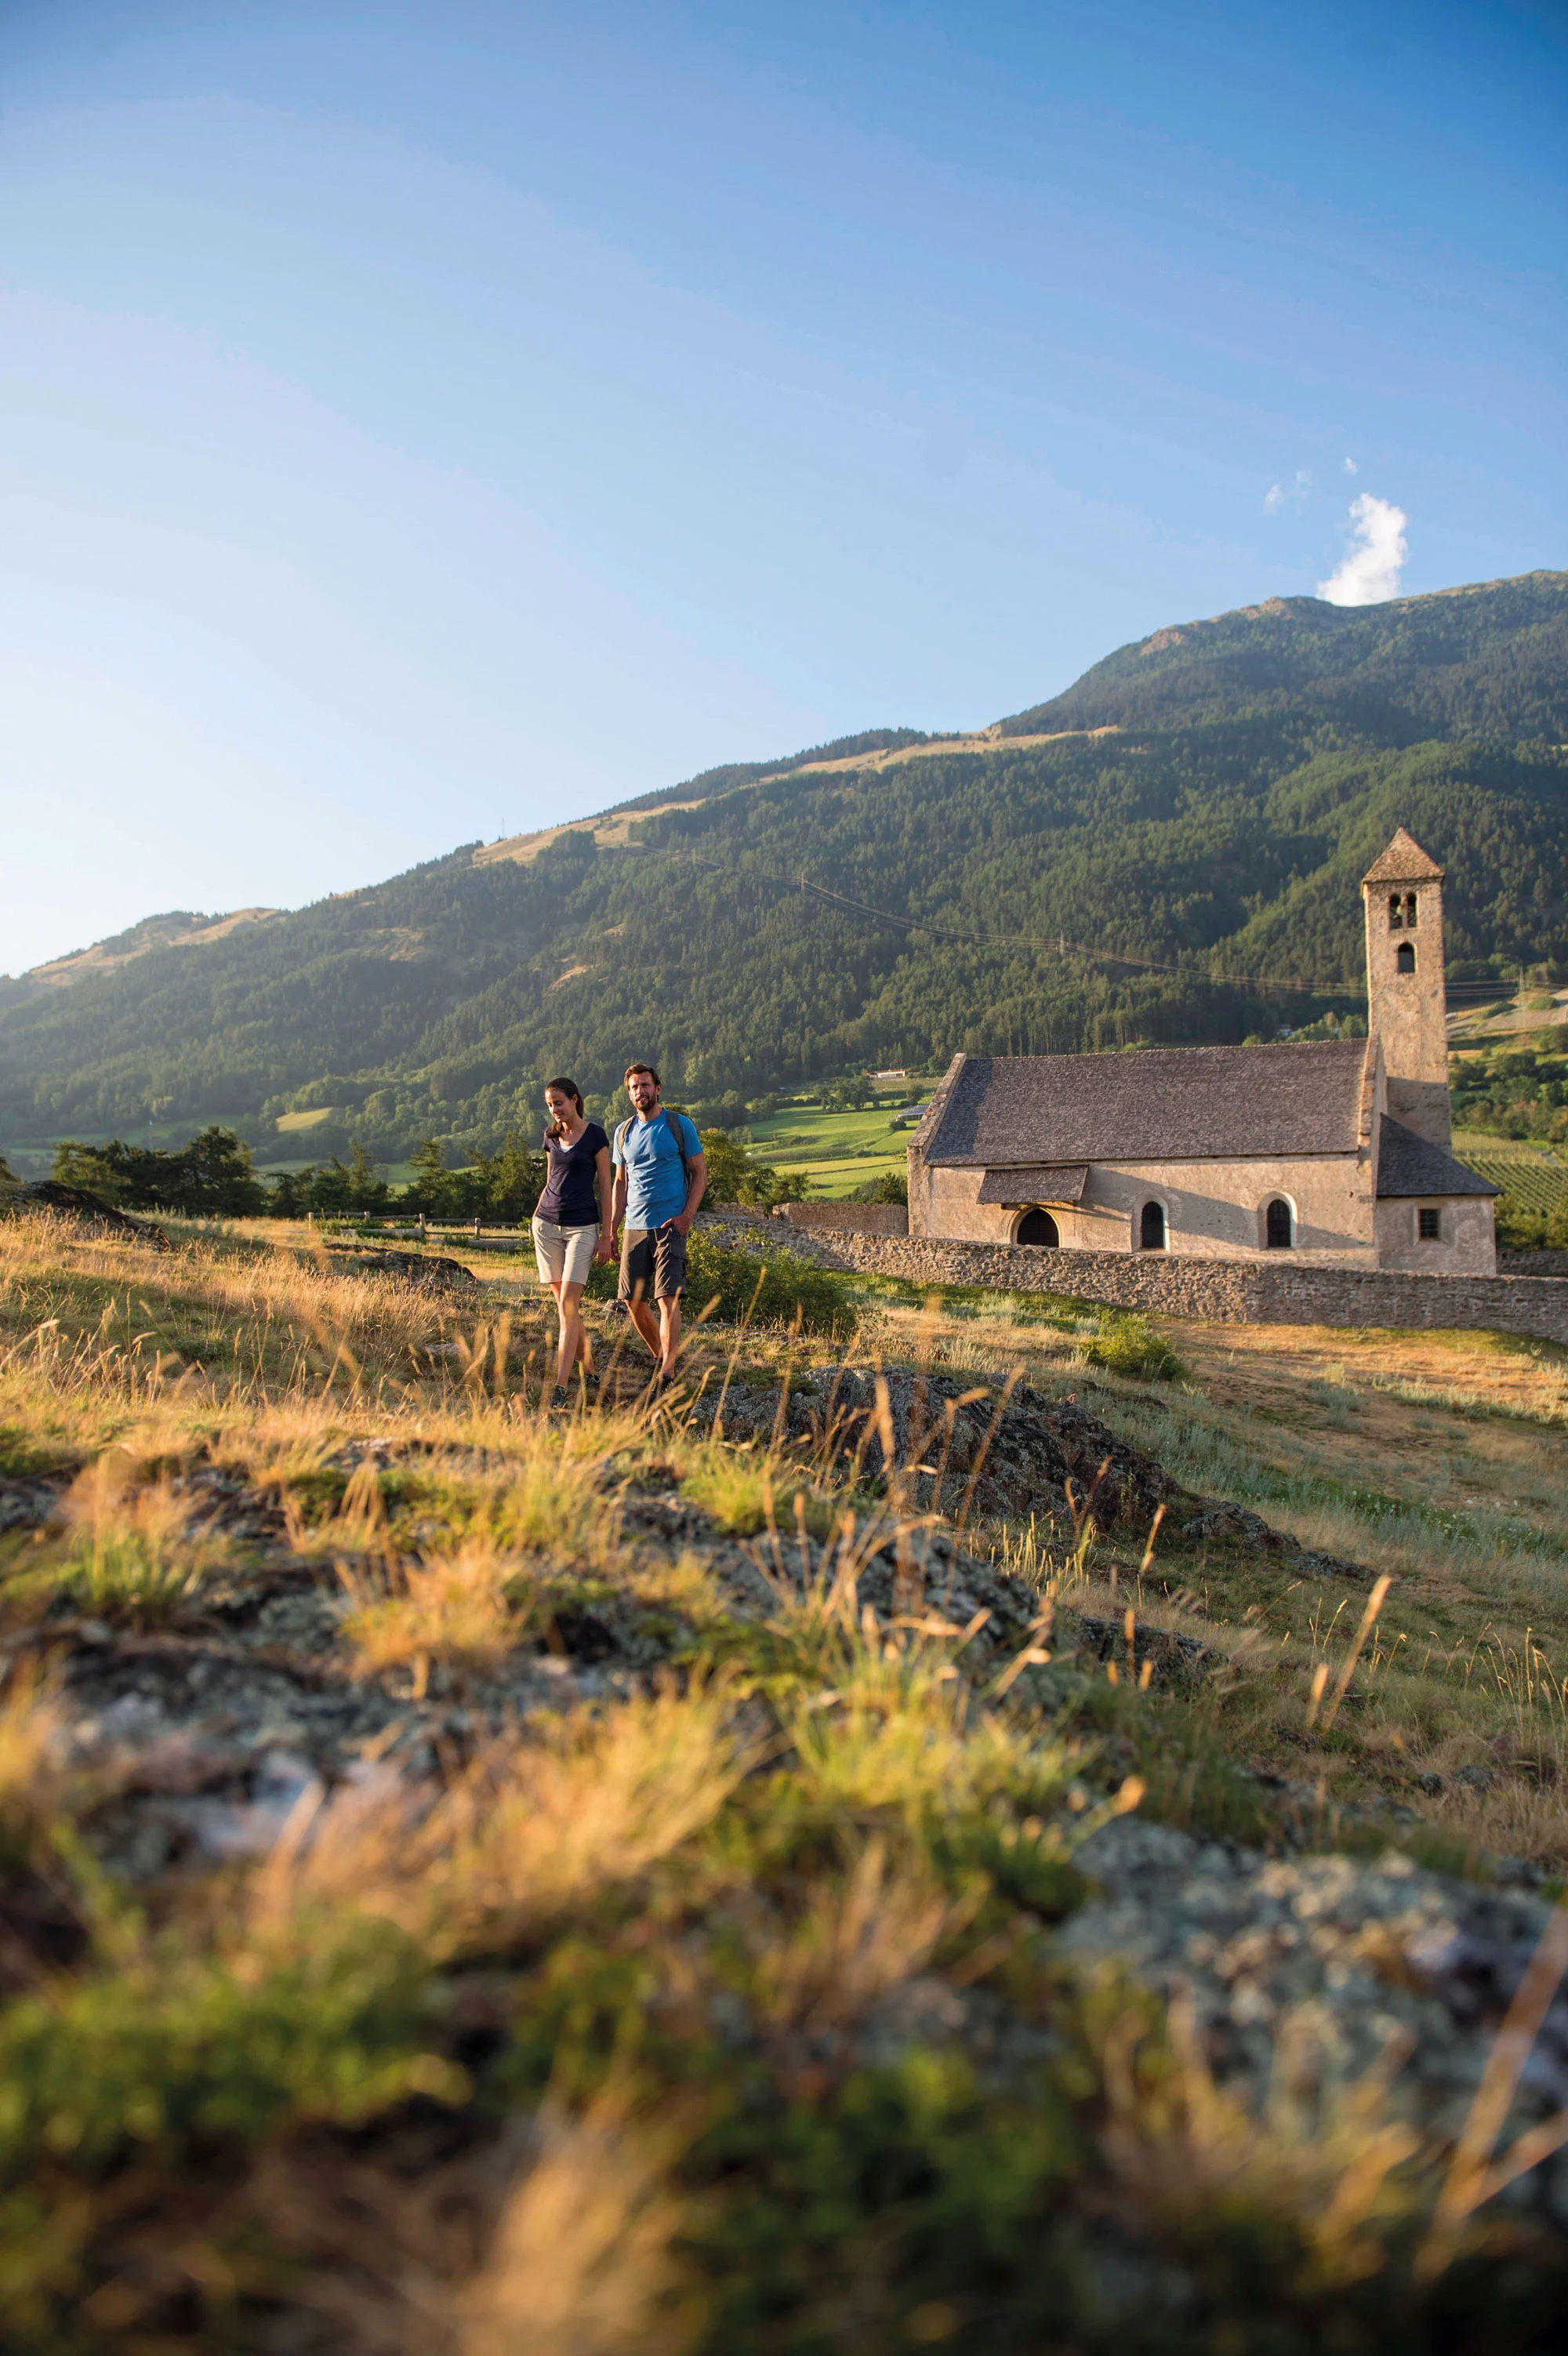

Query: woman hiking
(531, 1077), (612, 1410)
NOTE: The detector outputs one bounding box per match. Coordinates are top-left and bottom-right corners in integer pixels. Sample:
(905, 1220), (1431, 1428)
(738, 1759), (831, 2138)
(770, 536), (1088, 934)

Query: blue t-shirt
(613, 1109), (702, 1229)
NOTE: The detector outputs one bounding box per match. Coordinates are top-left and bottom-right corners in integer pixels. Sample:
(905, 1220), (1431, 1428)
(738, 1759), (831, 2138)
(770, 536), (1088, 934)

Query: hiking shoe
(549, 1385), (570, 1411)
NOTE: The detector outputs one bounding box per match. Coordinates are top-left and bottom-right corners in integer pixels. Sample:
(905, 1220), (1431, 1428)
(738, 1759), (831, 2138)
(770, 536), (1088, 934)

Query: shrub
(1081, 1312), (1187, 1381)
(684, 1232), (854, 1338)
(848, 1172), (908, 1205)
(1497, 1200), (1568, 1251)
(0, 1918), (440, 2178)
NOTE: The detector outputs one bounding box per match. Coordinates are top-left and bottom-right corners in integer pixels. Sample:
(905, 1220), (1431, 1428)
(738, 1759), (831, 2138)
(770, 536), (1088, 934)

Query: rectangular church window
(1417, 1207), (1441, 1241)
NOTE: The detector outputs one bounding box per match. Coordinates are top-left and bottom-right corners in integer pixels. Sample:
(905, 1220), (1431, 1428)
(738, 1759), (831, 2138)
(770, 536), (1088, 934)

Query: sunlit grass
(5, 1209), (1568, 2346)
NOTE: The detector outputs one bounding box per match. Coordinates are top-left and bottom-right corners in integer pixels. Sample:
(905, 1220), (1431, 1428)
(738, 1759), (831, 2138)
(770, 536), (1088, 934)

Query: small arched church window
(1139, 1200), (1166, 1251)
(1017, 1207), (1058, 1248)
(1388, 894), (1403, 930)
(1265, 1198), (1292, 1249)
(1397, 942), (1416, 975)
(1405, 891), (1418, 928)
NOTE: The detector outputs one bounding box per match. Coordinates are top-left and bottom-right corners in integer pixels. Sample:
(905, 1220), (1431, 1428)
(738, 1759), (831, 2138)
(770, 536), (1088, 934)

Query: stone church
(907, 830), (1499, 1273)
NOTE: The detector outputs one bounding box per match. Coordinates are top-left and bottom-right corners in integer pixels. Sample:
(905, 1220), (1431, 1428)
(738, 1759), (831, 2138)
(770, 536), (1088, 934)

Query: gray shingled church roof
(921, 1042), (1372, 1165)
(1375, 1119), (1498, 1199)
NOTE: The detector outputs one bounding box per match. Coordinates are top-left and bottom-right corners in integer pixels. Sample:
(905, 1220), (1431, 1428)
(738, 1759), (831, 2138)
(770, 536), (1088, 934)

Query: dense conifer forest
(2, 570), (1565, 1167)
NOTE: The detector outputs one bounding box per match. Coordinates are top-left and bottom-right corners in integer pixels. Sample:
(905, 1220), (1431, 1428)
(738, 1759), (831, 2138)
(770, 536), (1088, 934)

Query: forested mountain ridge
(1000, 570), (1568, 742)
(2, 569), (1564, 1167)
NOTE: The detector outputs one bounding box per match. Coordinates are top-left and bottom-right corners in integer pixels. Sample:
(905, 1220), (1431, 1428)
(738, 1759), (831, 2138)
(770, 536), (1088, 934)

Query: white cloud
(1262, 467), (1312, 515)
(1345, 456), (1359, 474)
(1317, 492), (1407, 605)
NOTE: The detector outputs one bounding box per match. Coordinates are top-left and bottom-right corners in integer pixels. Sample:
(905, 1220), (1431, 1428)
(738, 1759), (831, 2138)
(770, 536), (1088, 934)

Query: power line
(619, 842), (1366, 997)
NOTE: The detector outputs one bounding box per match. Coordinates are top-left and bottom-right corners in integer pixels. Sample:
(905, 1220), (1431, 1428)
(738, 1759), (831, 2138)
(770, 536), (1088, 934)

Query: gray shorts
(532, 1216), (598, 1288)
(619, 1222), (687, 1302)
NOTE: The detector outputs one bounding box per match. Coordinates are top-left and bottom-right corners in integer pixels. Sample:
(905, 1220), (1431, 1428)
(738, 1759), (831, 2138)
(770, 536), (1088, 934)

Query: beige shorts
(532, 1218), (598, 1288)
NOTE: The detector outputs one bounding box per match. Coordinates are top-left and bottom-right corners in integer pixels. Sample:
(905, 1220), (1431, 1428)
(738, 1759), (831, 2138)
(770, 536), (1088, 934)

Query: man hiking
(611, 1062), (706, 1388)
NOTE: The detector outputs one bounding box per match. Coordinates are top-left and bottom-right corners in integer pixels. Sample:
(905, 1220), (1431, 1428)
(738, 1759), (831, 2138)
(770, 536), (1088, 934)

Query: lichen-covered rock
(1061, 1814), (1568, 2223)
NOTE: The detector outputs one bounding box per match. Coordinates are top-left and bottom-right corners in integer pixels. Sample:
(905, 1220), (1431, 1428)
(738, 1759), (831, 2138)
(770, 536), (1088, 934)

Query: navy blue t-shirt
(536, 1121), (608, 1228)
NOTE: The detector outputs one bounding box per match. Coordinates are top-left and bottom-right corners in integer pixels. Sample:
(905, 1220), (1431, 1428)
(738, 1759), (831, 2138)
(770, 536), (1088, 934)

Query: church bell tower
(1362, 828), (1450, 1149)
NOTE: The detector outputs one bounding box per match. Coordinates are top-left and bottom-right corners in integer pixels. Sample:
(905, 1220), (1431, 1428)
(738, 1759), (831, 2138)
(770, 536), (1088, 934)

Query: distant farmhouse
(908, 830), (1499, 1273)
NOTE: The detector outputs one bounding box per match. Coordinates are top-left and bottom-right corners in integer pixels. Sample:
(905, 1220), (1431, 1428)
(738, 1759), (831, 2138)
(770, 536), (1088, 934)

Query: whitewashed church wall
(1374, 1195), (1497, 1276)
(919, 1154), (1379, 1263)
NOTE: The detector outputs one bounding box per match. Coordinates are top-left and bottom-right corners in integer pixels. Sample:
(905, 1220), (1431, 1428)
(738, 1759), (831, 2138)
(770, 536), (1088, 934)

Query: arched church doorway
(1139, 1201), (1166, 1251)
(1265, 1198), (1293, 1249)
(1016, 1207), (1059, 1247)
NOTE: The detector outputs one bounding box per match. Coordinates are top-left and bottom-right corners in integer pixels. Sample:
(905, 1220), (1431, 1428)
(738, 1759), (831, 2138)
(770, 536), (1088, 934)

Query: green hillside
(1000, 570), (1568, 742)
(2, 571), (1566, 1174)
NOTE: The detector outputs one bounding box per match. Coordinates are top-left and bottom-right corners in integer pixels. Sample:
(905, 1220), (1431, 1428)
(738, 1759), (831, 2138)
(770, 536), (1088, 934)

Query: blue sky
(2, 0), (1563, 971)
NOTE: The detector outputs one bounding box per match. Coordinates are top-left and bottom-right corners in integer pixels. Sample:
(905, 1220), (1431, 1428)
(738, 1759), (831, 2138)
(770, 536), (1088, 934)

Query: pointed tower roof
(1362, 828), (1445, 886)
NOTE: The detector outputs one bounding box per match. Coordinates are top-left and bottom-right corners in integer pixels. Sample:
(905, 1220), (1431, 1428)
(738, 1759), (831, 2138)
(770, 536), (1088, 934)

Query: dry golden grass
(338, 1537), (527, 1694)
(0, 1664), (69, 1835)
(260, 1675), (754, 1958)
(746, 1835), (963, 2035)
(1097, 1980), (1428, 2288)
(8, 1210), (1568, 2349)
(459, 2104), (696, 2356)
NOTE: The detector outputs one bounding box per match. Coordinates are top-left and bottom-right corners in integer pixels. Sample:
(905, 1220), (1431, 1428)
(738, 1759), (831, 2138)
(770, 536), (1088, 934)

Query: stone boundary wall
(1501, 1250), (1568, 1279)
(772, 1200), (910, 1238)
(697, 1213), (1568, 1346)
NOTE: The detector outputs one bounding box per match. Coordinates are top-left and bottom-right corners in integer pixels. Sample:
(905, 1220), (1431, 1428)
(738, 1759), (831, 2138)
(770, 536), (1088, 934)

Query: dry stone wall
(702, 1212), (1568, 1346)
(772, 1200), (910, 1237)
(1500, 1249), (1568, 1278)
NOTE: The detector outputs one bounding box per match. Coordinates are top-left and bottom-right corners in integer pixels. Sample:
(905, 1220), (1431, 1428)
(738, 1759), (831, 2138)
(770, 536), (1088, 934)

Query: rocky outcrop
(326, 1248), (478, 1296)
(2, 1181), (172, 1250)
(690, 1363), (1360, 1577)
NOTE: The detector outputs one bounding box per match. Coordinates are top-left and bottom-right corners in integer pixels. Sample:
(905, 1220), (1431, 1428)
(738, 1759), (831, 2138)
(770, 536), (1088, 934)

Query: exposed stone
(3, 1182), (172, 1250)
(688, 1362), (1361, 1577)
(1062, 1814), (1568, 2223)
(0, 1475), (67, 1535)
(772, 1200), (909, 1237)
(327, 1248), (479, 1296)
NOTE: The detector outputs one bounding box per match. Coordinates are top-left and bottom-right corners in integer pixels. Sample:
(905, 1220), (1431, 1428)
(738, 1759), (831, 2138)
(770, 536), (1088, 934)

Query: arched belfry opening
(1139, 1200), (1166, 1251)
(1016, 1207), (1059, 1247)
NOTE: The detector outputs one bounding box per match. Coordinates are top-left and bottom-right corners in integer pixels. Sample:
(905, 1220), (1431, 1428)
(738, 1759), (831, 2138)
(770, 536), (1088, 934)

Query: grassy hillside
(2, 572), (1566, 1176)
(5, 1207), (1568, 2347)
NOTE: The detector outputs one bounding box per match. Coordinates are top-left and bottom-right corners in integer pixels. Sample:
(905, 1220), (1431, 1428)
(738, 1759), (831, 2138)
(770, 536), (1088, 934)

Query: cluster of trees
(238, 1134), (544, 1222)
(53, 1127), (268, 1215)
(690, 1128), (806, 1211)
(48, 1120), (809, 1223)
(1450, 1035), (1568, 1143)
(5, 576), (1566, 1167)
(48, 1128), (550, 1222)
